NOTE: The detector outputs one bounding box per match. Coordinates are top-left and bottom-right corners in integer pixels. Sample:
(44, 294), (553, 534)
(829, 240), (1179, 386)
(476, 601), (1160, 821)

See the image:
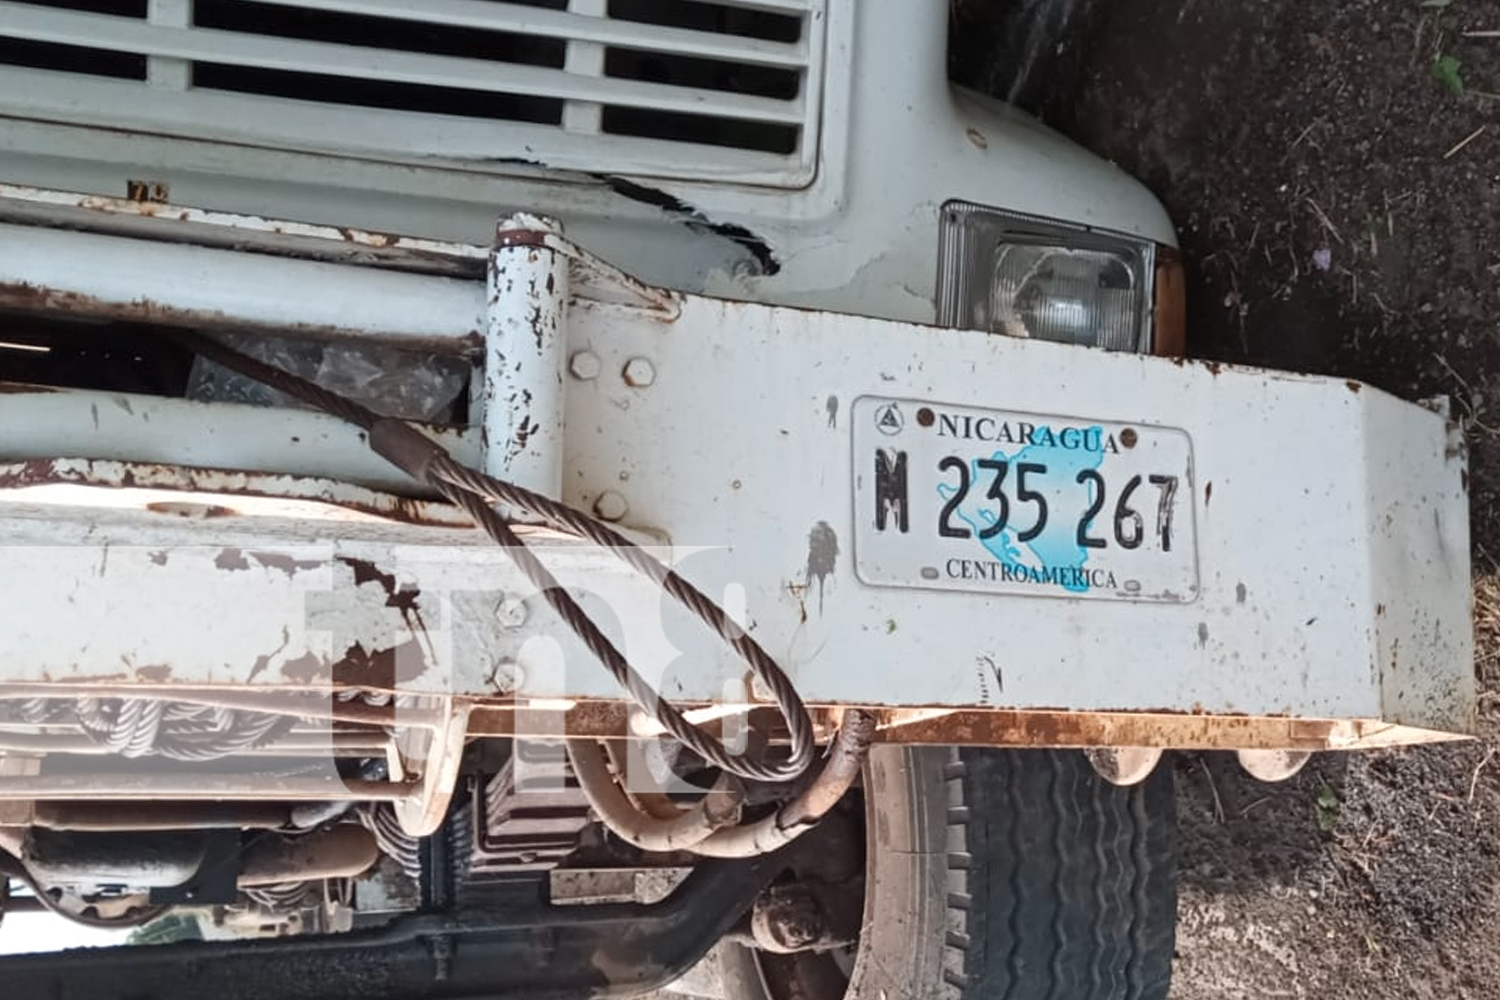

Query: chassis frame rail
(0, 855), (777, 999)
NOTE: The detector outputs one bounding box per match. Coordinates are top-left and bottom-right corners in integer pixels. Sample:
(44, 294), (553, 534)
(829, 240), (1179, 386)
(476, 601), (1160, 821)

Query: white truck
(0, 3), (1472, 999)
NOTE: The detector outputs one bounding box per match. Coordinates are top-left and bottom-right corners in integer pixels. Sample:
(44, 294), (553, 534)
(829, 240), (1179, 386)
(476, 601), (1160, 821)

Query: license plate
(852, 397), (1198, 602)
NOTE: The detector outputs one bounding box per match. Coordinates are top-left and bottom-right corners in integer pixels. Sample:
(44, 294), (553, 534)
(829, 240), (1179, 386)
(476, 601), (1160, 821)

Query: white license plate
(852, 397), (1198, 602)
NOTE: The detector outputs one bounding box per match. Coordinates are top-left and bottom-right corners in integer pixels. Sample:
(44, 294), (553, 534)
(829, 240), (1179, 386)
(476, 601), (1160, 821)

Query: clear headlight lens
(937, 200), (1157, 352)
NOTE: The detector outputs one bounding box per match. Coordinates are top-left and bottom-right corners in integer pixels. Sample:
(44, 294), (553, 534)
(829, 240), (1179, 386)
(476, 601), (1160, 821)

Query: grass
(1475, 575), (1500, 706)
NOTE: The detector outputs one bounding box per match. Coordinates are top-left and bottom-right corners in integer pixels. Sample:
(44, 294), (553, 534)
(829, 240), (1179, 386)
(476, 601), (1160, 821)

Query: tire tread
(952, 748), (1176, 1000)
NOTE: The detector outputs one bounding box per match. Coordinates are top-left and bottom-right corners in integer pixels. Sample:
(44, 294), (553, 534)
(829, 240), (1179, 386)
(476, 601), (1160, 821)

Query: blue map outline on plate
(936, 424), (1106, 593)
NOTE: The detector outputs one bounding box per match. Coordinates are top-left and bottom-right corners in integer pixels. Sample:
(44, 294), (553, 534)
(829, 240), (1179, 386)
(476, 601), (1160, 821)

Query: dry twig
(1443, 125), (1486, 160)
(1197, 756), (1225, 824)
(1468, 745), (1496, 803)
(1304, 197), (1345, 245)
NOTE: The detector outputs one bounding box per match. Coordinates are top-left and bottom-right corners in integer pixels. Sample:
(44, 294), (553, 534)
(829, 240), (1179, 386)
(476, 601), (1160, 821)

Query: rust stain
(862, 707), (1337, 751)
(336, 226), (399, 249)
(133, 664), (172, 682)
(145, 500), (238, 518)
(125, 179), (169, 204)
(0, 457), (467, 527)
(1204, 480), (1213, 506)
(1345, 380), (1363, 394)
(0, 457), (63, 489)
(0, 381), (57, 394)
(64, 191), (489, 285)
(0, 281), (464, 355)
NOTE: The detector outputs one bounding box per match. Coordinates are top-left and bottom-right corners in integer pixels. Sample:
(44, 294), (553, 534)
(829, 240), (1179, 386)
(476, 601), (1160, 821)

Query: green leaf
(1315, 783), (1340, 832)
(1432, 54), (1465, 95)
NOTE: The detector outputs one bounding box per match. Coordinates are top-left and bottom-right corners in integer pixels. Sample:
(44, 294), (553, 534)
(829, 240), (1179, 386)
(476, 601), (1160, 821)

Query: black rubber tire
(723, 746), (1176, 1000)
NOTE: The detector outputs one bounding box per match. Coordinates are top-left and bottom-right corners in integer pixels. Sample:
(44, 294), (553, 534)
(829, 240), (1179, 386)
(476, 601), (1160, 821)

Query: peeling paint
(248, 550), (322, 578)
(248, 625), (292, 683)
(280, 651), (329, 685)
(0, 457), (466, 527)
(339, 557), (429, 642)
(332, 638), (429, 688)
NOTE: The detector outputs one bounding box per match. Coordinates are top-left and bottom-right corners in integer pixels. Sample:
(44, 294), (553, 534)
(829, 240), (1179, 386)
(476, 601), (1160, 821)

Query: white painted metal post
(484, 215), (569, 495)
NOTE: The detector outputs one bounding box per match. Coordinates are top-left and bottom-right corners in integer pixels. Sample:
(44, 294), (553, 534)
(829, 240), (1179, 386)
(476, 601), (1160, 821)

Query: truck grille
(0, 0), (826, 187)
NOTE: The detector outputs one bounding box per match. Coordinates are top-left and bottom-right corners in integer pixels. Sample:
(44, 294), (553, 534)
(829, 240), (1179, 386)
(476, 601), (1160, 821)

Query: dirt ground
(958, 0), (1500, 996)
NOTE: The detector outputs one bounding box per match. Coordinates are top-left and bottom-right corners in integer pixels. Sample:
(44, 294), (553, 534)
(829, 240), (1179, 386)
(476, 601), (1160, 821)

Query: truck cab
(0, 4), (1469, 1000)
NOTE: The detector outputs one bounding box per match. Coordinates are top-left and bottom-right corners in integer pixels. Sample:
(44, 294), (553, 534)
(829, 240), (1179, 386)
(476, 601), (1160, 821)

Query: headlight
(937, 200), (1174, 354)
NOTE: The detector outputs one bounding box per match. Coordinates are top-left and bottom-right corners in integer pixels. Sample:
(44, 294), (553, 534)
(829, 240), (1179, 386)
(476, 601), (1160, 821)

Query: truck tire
(722, 746), (1176, 1000)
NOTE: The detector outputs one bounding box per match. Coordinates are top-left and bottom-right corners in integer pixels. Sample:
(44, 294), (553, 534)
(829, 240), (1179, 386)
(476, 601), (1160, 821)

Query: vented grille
(0, 0), (826, 186)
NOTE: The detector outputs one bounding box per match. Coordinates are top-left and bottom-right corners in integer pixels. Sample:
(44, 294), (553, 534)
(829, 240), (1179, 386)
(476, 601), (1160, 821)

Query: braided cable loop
(428, 462), (814, 781)
(166, 330), (816, 782)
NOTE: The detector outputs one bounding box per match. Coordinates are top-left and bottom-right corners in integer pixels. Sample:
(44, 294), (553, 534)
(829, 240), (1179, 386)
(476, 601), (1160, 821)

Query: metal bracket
(148, 829), (240, 906)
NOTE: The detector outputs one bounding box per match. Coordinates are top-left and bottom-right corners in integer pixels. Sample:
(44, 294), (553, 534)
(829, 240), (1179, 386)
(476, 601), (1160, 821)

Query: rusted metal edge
(0, 456), (473, 528)
(469, 703), (1470, 751)
(494, 226), (682, 320)
(0, 184), (677, 323)
(0, 280), (484, 357)
(0, 183), (489, 278)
